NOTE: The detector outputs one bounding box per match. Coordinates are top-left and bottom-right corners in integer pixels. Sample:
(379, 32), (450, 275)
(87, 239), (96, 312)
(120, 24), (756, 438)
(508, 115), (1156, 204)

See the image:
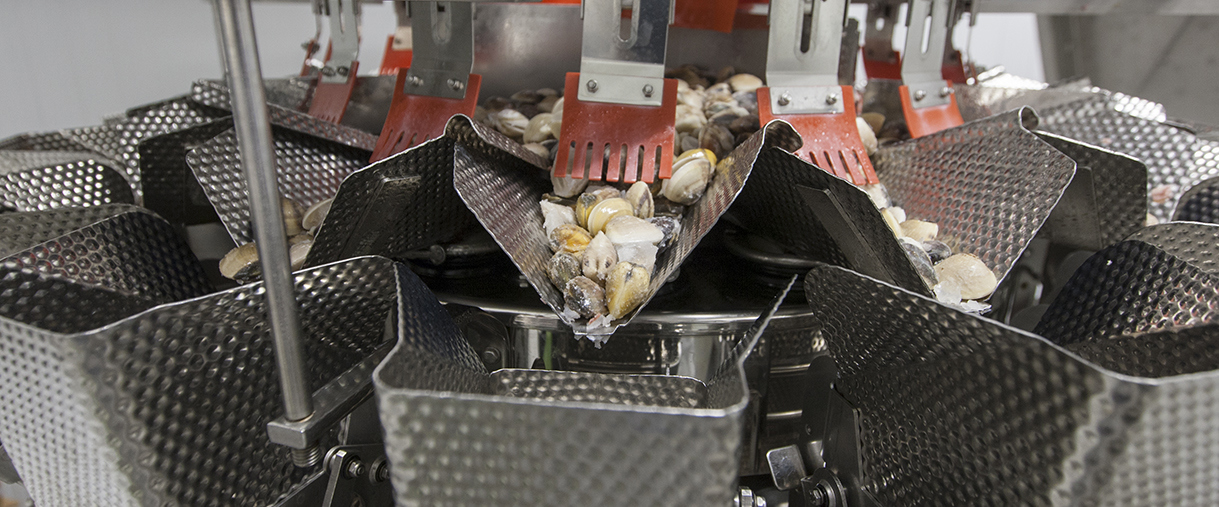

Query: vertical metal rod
(212, 0), (314, 423)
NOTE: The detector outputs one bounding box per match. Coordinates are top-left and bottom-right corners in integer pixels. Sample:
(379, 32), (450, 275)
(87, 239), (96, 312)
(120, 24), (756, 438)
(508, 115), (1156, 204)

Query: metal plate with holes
(374, 265), (757, 506)
(0, 256), (400, 507)
(305, 136), (476, 268)
(58, 96), (229, 200)
(450, 114), (755, 338)
(1037, 227), (1219, 344)
(0, 205), (211, 302)
(0, 150), (134, 211)
(191, 79), (380, 151)
(804, 262), (1219, 506)
(1037, 94), (1219, 221)
(873, 108), (1074, 286)
(185, 125), (372, 245)
(1035, 132), (1148, 250)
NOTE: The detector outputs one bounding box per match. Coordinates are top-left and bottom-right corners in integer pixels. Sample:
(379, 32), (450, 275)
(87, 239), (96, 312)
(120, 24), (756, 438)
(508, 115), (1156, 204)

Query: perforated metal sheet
(1037, 95), (1218, 221)
(0, 150), (134, 211)
(450, 115), (755, 338)
(1035, 132), (1148, 250)
(804, 262), (1219, 506)
(0, 206), (211, 303)
(730, 122), (931, 295)
(191, 80), (378, 151)
(59, 96), (228, 200)
(305, 136), (476, 267)
(1035, 237), (1219, 345)
(185, 125), (372, 245)
(0, 256), (400, 506)
(374, 265), (752, 506)
(872, 108), (1076, 284)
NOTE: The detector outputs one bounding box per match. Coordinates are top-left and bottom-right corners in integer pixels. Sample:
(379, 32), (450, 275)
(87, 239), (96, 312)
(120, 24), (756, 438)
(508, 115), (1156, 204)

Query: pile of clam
(542, 149), (715, 328)
(218, 195), (333, 282)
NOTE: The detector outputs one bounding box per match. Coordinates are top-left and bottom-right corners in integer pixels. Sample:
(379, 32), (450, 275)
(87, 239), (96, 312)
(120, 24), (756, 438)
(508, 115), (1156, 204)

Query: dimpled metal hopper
(733, 108), (1075, 297)
(0, 256), (401, 506)
(450, 114), (755, 338)
(1174, 175), (1219, 224)
(184, 124), (371, 245)
(373, 263), (787, 506)
(0, 130), (89, 152)
(139, 118), (237, 226)
(805, 262), (1219, 506)
(191, 79), (379, 151)
(1034, 132), (1148, 250)
(0, 204), (211, 302)
(304, 135), (475, 268)
(1034, 92), (1219, 221)
(0, 150), (135, 211)
(1036, 223), (1219, 344)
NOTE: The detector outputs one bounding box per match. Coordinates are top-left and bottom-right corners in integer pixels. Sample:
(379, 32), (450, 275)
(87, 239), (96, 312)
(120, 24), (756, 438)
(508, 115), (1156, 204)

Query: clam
(540, 200), (577, 236)
(1150, 184), (1178, 204)
(523, 142), (550, 159)
(289, 235), (312, 270)
(605, 262), (650, 319)
(856, 116), (878, 155)
(710, 105), (751, 125)
(585, 197), (634, 235)
(547, 97), (565, 134)
(863, 183), (891, 209)
(219, 242), (260, 281)
(548, 251), (583, 289)
(510, 89), (543, 105)
(538, 94), (560, 113)
(704, 101), (737, 118)
(575, 194), (600, 228)
(301, 197), (333, 234)
(705, 82), (734, 103)
(615, 242), (659, 274)
(552, 173), (590, 198)
(861, 112), (885, 135)
(588, 186), (622, 201)
(679, 132), (701, 153)
(934, 253), (997, 300)
(880, 207), (903, 236)
(727, 73), (764, 93)
(281, 197), (305, 236)
(885, 206), (906, 224)
(675, 104), (707, 133)
(922, 240), (952, 264)
(582, 232), (618, 283)
(733, 90), (758, 115)
(549, 223), (592, 255)
(900, 219), (938, 242)
(699, 123), (735, 160)
(489, 109), (529, 139)
(626, 181), (654, 219)
(473, 105), (489, 123)
(728, 115), (760, 136)
(661, 150), (714, 205)
(647, 216), (681, 250)
(524, 113), (555, 143)
(564, 276), (608, 318)
(678, 89), (706, 111)
(483, 96), (512, 111)
(1145, 213), (1159, 226)
(603, 215), (664, 246)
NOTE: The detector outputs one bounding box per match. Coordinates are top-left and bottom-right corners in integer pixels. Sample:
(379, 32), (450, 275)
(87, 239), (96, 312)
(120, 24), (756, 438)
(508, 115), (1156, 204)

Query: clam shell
(934, 253), (997, 300)
(605, 262), (649, 319)
(489, 108), (529, 139)
(552, 173), (590, 198)
(540, 200), (577, 236)
(586, 197), (634, 235)
(856, 116), (878, 155)
(900, 219), (939, 242)
(549, 223), (592, 255)
(564, 275), (607, 318)
(301, 197), (333, 234)
(582, 232), (618, 283)
(727, 73), (764, 93)
(524, 113), (555, 143)
(548, 251), (583, 289)
(604, 215), (664, 246)
(661, 153), (713, 205)
(281, 197), (304, 236)
(219, 242), (259, 280)
(626, 181), (654, 219)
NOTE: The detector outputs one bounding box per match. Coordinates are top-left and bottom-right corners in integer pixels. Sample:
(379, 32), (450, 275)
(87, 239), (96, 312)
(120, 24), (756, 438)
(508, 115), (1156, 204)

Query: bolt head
(913, 89), (927, 101)
(778, 93), (792, 106)
(337, 66), (349, 77)
(643, 84), (654, 98)
(939, 86), (953, 97)
(482, 348), (501, 365)
(345, 459), (365, 479)
(321, 67), (336, 77)
(825, 93), (839, 105)
(448, 79), (466, 91)
(586, 80), (599, 93)
(407, 76), (423, 87)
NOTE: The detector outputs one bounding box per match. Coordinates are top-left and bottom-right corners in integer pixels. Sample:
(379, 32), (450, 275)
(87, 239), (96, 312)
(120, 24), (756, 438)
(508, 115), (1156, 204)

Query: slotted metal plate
(450, 114), (757, 338)
(0, 150), (135, 211)
(185, 126), (371, 245)
(0, 256), (400, 506)
(805, 262), (1219, 506)
(305, 136), (476, 267)
(374, 265), (756, 506)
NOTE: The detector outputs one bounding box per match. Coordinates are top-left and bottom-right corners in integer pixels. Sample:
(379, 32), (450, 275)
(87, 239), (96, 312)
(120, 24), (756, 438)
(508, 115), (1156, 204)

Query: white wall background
(0, 2), (1043, 140)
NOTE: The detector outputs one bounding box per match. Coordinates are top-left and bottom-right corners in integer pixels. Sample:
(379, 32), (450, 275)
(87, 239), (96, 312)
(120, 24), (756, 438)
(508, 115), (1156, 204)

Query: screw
(643, 84), (654, 97)
(482, 348), (501, 365)
(345, 459), (365, 479)
(373, 460), (390, 483)
(825, 93), (839, 105)
(586, 80), (599, 93)
(805, 485), (827, 507)
(291, 445), (322, 468)
(913, 89), (927, 101)
(407, 75), (423, 87)
(321, 67), (337, 77)
(940, 86), (953, 97)
(448, 78), (465, 91)
(337, 66), (350, 77)
(778, 93), (792, 106)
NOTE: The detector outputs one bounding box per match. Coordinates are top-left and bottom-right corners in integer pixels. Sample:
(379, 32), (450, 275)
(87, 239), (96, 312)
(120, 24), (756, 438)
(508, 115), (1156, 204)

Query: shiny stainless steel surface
(213, 0), (313, 425)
